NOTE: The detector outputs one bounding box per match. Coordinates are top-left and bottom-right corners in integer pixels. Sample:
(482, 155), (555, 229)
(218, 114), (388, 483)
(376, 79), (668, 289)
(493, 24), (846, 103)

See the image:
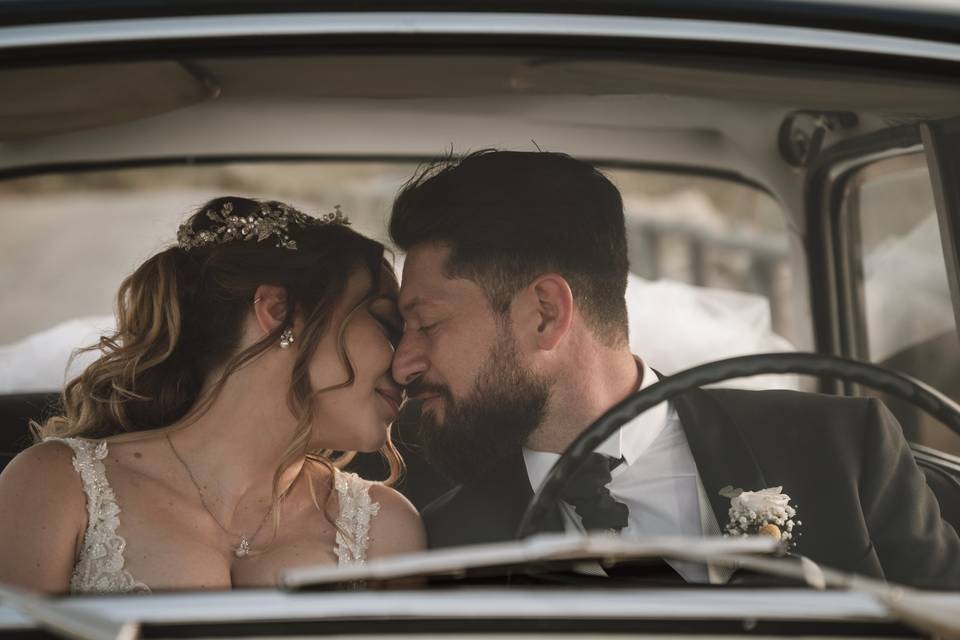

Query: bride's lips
(376, 388), (401, 417)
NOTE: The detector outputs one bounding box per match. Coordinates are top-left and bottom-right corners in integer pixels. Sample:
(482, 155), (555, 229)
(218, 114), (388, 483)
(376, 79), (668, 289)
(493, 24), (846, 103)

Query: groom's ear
(516, 273), (574, 351)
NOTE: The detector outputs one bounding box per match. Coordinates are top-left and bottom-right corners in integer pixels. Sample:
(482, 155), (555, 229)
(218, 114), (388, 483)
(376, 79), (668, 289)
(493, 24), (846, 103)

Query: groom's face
(393, 244), (549, 482)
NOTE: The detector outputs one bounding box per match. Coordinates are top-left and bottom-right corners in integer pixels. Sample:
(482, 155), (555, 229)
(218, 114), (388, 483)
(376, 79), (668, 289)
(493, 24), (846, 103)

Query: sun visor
(0, 61), (218, 141)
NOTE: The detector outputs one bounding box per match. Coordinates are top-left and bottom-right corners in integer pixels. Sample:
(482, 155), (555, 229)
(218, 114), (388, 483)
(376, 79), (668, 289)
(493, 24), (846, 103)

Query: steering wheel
(516, 352), (960, 538)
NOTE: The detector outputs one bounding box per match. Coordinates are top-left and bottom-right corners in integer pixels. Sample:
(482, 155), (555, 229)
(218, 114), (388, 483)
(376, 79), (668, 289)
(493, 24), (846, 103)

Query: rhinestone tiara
(177, 200), (349, 251)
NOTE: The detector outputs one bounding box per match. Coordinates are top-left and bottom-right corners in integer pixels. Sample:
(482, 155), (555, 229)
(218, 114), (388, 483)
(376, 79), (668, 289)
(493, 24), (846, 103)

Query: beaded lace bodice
(48, 437), (380, 594)
(46, 437), (150, 594)
(333, 470), (381, 566)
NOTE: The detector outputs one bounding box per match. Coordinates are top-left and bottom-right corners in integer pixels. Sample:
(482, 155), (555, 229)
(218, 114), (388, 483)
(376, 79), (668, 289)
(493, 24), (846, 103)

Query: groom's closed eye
(417, 322), (438, 336)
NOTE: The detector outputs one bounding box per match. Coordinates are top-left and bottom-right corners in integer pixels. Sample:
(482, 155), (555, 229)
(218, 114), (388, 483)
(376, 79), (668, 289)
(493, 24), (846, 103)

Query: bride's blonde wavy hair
(36, 196), (403, 537)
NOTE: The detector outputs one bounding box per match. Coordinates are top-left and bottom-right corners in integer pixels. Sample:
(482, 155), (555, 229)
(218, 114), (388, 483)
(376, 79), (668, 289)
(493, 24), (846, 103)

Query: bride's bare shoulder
(0, 440), (89, 592)
(367, 483), (426, 557)
(0, 439), (87, 506)
(0, 442), (88, 544)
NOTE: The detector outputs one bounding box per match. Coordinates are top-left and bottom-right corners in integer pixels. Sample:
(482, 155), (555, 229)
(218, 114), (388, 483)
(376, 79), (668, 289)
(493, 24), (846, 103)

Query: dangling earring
(279, 328), (295, 349)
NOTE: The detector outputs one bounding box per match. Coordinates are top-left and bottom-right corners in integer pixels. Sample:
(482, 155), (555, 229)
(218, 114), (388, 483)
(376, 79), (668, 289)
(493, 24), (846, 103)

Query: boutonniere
(719, 485), (800, 548)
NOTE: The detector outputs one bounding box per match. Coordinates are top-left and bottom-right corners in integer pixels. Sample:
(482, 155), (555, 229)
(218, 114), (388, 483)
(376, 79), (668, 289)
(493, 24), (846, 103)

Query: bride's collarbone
(97, 452), (340, 589)
(120, 510), (341, 590)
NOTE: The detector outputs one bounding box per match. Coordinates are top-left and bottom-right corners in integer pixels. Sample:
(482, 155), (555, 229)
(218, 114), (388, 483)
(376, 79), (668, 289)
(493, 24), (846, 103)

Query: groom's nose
(392, 332), (428, 385)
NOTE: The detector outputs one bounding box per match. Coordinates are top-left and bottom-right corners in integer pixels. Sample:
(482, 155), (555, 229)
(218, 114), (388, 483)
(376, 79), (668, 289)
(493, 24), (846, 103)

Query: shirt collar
(618, 358), (670, 466)
(522, 356), (669, 491)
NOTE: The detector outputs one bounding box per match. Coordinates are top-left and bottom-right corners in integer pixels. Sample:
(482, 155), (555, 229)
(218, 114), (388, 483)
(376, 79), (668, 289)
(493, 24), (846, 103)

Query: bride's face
(305, 265), (403, 452)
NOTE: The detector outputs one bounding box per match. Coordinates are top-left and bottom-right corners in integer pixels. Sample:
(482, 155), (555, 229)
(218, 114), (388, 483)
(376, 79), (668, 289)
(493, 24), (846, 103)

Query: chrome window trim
(47, 588), (893, 624)
(1, 12), (960, 63)
(828, 146), (925, 360)
(921, 119), (960, 346)
(824, 144), (925, 365)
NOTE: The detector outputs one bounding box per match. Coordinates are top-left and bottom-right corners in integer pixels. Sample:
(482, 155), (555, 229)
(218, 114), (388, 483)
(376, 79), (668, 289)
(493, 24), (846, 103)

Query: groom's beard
(412, 331), (550, 484)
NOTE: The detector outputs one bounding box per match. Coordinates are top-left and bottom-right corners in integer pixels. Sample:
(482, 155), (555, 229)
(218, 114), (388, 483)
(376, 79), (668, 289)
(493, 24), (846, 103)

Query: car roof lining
(2, 52), (959, 232)
(0, 61), (217, 141)
(203, 54), (960, 112)
(2, 54), (960, 144)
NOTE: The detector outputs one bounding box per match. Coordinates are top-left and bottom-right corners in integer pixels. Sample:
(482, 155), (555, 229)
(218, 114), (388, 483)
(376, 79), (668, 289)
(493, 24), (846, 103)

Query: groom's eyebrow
(400, 296), (425, 316)
(400, 295), (442, 317)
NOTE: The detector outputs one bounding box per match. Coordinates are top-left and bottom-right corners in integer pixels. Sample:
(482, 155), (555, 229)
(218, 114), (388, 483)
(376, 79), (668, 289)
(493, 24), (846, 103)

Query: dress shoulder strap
(45, 436), (111, 524)
(44, 437), (150, 594)
(333, 469), (381, 567)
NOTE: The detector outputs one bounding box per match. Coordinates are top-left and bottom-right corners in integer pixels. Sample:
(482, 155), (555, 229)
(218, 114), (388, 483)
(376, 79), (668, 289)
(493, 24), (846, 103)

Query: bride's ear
(252, 284), (289, 336)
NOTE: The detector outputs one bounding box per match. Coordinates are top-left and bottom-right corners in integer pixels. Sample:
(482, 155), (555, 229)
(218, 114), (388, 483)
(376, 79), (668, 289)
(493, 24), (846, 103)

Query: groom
(388, 150), (960, 588)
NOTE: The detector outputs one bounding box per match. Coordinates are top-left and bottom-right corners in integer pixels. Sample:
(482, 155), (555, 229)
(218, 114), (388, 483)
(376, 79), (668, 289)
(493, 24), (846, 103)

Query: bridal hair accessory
(178, 200), (349, 251)
(720, 485), (800, 549)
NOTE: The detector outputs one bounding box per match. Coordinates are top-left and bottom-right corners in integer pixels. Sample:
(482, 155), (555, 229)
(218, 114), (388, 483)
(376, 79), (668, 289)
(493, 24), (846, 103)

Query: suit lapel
(673, 387), (768, 531)
(474, 385), (766, 542)
(479, 451), (565, 539)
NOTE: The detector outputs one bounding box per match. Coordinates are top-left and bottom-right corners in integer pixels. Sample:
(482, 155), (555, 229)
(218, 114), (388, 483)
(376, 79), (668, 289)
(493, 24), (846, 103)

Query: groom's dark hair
(390, 149), (629, 347)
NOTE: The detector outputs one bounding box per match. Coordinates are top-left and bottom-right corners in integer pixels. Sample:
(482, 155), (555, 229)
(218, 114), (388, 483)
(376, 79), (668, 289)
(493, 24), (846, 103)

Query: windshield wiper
(0, 582), (139, 640)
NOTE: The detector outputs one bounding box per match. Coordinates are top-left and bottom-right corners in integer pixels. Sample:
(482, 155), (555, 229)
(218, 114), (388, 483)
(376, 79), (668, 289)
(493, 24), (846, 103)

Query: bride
(0, 197), (424, 593)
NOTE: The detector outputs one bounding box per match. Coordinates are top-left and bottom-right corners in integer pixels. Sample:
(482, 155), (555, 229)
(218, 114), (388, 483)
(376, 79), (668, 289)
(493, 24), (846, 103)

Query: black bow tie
(558, 453), (629, 532)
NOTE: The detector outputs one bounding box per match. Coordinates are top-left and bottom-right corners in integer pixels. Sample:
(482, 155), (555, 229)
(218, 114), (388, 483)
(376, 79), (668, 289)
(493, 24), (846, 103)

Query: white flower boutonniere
(719, 485), (801, 548)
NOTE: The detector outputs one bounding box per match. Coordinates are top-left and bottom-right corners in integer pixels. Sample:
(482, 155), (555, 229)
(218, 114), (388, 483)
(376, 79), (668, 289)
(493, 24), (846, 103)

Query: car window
(610, 169), (810, 391)
(841, 152), (960, 455)
(0, 162), (805, 394)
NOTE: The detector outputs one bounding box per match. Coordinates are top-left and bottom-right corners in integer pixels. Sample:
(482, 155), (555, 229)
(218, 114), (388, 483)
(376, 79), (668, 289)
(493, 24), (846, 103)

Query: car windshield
(0, 162), (804, 392)
(0, 39), (958, 611)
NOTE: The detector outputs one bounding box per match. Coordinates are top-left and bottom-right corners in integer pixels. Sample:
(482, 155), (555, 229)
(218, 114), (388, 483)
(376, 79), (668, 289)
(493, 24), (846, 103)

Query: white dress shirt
(522, 359), (725, 583)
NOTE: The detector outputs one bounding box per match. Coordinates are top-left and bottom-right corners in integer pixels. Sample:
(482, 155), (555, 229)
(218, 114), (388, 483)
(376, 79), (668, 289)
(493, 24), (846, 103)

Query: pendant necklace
(166, 433), (274, 558)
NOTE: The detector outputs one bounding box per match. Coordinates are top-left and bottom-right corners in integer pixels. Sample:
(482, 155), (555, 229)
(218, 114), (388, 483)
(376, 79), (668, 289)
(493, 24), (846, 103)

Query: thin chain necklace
(166, 433), (273, 558)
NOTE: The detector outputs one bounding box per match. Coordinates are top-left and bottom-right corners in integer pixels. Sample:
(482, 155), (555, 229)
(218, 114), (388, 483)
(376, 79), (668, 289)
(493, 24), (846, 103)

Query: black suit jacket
(422, 388), (960, 589)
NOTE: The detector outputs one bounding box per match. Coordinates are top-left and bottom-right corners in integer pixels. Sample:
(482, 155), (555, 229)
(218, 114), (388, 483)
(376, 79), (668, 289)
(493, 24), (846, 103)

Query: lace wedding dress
(46, 437), (381, 594)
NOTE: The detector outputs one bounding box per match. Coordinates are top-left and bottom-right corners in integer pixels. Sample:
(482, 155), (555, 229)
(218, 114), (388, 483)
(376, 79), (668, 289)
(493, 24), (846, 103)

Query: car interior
(1, 49), (959, 528)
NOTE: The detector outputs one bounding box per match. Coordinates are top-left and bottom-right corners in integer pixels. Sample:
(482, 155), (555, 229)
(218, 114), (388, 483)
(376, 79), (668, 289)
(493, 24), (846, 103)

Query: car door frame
(804, 123), (960, 378)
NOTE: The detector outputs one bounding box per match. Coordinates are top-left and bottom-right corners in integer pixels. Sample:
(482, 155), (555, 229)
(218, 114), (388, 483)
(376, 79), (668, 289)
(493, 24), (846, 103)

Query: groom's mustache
(404, 379), (452, 405)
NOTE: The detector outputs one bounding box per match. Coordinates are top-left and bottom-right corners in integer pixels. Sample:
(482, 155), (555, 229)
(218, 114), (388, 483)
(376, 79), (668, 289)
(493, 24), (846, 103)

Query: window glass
(610, 169), (809, 390)
(0, 162), (804, 393)
(0, 163), (411, 394)
(845, 154), (960, 454)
